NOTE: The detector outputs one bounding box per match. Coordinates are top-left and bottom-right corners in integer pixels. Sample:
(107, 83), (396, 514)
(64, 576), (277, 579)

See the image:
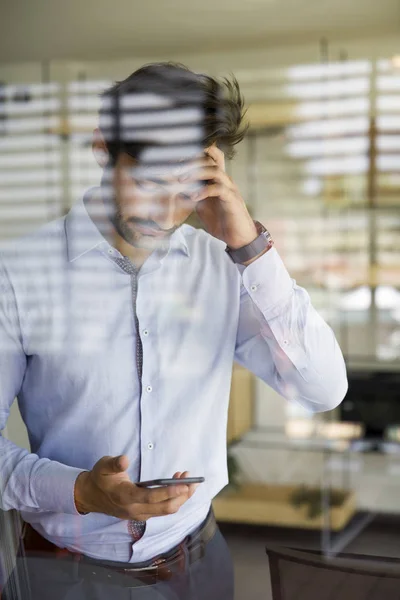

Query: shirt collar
(65, 191), (106, 262)
(165, 226), (190, 258)
(65, 189), (190, 263)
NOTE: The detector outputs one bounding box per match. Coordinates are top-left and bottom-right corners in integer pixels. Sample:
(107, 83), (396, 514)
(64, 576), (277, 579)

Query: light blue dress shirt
(0, 192), (347, 563)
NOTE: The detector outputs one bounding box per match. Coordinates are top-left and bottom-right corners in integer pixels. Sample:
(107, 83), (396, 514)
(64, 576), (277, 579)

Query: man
(0, 63), (348, 599)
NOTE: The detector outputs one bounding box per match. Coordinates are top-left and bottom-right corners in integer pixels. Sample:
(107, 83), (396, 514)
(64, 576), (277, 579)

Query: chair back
(265, 545), (400, 600)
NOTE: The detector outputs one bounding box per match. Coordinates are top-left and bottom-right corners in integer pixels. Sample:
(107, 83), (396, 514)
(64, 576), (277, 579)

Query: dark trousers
(3, 526), (234, 600)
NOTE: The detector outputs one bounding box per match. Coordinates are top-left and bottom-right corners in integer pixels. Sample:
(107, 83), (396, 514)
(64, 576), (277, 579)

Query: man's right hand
(74, 455), (199, 521)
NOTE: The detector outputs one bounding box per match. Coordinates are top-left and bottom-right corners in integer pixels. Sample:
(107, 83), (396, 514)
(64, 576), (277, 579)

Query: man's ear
(92, 128), (109, 168)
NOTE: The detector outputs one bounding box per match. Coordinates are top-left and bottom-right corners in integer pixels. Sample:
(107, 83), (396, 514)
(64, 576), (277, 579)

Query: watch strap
(225, 221), (273, 264)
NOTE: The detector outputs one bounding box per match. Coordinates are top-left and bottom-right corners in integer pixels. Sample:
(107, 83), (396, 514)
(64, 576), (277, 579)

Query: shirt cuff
(241, 247), (294, 319)
(31, 460), (87, 515)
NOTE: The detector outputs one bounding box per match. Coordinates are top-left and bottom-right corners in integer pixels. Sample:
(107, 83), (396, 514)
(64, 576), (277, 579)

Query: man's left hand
(180, 144), (258, 250)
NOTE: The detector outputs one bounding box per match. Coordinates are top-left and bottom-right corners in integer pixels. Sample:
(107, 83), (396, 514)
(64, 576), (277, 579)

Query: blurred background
(1, 1), (400, 598)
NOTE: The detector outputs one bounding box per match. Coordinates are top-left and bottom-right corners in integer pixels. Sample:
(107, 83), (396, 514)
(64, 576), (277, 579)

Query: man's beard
(110, 208), (138, 247)
(110, 206), (178, 250)
(100, 173), (178, 249)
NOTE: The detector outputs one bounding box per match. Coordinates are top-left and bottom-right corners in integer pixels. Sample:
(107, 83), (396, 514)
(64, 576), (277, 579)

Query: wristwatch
(225, 221), (274, 264)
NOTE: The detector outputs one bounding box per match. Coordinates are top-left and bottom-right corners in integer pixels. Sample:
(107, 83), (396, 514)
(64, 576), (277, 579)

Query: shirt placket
(112, 256), (146, 542)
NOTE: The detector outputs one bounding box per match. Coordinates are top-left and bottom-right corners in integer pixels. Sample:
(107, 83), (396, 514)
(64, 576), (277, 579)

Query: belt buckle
(152, 542), (186, 581)
(177, 544), (186, 573)
(152, 557), (173, 581)
(194, 540), (206, 561)
(119, 564), (158, 587)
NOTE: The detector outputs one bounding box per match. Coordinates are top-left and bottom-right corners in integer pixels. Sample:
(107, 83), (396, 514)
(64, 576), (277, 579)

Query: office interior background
(1, 1), (400, 598)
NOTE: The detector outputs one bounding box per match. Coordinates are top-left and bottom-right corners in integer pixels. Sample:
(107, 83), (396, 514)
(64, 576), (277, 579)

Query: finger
(111, 480), (185, 507)
(192, 183), (229, 203)
(140, 492), (191, 518)
(180, 166), (231, 187)
(205, 145), (225, 171)
(179, 471), (198, 497)
(138, 483), (190, 505)
(177, 156), (216, 177)
(127, 487), (192, 520)
(96, 454), (129, 476)
(111, 480), (144, 505)
(176, 470), (199, 498)
(188, 482), (200, 498)
(173, 472), (182, 479)
(179, 164), (217, 182)
(115, 454), (130, 472)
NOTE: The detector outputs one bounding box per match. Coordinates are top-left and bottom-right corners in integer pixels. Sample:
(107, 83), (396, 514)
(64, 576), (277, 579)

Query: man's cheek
(119, 188), (147, 214)
(177, 202), (195, 222)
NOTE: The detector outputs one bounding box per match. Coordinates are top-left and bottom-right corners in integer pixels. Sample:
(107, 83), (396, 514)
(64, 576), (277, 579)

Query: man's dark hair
(99, 62), (248, 164)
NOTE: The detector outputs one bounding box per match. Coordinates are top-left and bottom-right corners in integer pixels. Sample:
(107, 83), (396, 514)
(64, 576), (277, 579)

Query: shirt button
(143, 329), (149, 337)
(147, 443), (154, 450)
(146, 385), (153, 393)
(250, 284), (258, 292)
(283, 340), (289, 346)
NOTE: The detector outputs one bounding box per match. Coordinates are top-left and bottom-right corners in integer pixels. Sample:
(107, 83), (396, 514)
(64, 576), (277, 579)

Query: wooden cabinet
(227, 364), (254, 444)
(213, 483), (356, 531)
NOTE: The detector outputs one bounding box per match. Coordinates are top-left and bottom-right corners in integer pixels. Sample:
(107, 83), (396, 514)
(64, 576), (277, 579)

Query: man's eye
(179, 193), (192, 201)
(185, 182), (203, 194)
(136, 180), (160, 192)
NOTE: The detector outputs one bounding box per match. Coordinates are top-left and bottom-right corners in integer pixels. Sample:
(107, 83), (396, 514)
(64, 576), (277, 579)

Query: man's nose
(152, 192), (181, 230)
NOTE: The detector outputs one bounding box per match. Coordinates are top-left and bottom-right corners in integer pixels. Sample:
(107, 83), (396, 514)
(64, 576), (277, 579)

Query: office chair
(266, 544), (400, 600)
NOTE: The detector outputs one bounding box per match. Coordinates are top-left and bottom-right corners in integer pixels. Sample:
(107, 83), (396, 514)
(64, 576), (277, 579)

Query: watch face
(254, 220), (267, 235)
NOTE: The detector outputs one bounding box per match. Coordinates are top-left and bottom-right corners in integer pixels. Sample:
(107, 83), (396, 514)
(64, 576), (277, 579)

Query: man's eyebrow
(132, 161), (191, 180)
(137, 176), (167, 185)
(140, 169), (187, 183)
(132, 167), (163, 181)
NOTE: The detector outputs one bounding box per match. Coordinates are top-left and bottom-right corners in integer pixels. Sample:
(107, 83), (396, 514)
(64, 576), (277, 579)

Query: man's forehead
(128, 147), (205, 181)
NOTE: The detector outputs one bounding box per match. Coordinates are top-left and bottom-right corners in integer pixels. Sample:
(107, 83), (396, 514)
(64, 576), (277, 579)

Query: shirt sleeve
(0, 258), (85, 515)
(234, 247), (348, 412)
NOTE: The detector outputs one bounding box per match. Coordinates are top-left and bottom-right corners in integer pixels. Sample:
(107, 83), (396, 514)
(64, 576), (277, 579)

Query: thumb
(96, 454), (130, 475)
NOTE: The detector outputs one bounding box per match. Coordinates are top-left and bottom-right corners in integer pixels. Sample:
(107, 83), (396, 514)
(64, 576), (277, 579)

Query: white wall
(51, 31), (400, 79)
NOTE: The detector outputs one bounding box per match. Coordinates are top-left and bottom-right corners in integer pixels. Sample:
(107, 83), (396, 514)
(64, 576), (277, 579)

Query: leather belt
(21, 509), (217, 587)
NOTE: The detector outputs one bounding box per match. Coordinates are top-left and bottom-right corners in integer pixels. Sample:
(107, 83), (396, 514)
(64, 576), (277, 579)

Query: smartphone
(136, 477), (205, 488)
